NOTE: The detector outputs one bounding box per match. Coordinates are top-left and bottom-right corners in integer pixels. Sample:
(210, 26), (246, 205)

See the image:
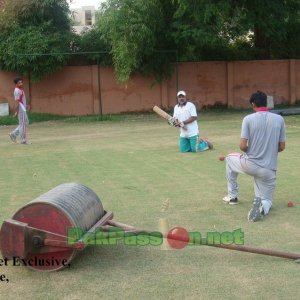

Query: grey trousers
(226, 153), (276, 214)
(12, 111), (28, 143)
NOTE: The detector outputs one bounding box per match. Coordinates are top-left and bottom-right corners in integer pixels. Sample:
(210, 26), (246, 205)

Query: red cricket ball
(219, 156), (225, 161)
(167, 227), (189, 250)
(287, 201), (294, 207)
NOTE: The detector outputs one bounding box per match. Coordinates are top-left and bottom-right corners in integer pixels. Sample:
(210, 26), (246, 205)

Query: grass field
(0, 111), (300, 299)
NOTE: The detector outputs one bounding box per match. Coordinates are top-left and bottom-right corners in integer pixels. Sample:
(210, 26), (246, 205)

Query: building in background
(71, 6), (96, 34)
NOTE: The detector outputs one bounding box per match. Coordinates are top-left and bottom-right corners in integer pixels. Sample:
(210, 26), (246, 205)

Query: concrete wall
(175, 61), (228, 109)
(29, 66), (98, 115)
(0, 60), (299, 116)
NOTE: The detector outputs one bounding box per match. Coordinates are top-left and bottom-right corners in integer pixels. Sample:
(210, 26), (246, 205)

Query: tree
(240, 0), (300, 59)
(96, 0), (177, 83)
(172, 0), (300, 60)
(76, 26), (112, 65)
(0, 0), (76, 81)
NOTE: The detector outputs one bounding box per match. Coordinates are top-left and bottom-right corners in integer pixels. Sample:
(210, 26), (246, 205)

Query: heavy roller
(0, 183), (299, 271)
(0, 183), (134, 271)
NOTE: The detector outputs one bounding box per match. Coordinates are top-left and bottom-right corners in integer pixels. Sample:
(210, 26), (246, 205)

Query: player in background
(8, 77), (30, 145)
(223, 90), (286, 222)
(173, 90), (213, 153)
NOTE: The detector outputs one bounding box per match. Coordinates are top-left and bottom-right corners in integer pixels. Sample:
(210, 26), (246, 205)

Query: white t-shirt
(14, 88), (27, 112)
(173, 102), (199, 138)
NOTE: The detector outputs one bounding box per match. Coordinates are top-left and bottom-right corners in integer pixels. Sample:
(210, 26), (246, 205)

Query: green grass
(0, 104), (296, 125)
(1, 112), (300, 299)
(0, 112), (127, 125)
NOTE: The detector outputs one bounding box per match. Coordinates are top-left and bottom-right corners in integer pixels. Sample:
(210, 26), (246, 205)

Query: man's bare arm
(11, 101), (19, 116)
(239, 138), (248, 152)
(183, 116), (197, 125)
(278, 142), (285, 152)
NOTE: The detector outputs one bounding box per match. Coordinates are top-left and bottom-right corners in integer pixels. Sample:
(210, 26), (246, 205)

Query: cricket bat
(153, 106), (184, 127)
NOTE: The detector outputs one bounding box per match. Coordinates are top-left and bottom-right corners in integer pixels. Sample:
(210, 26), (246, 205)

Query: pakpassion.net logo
(68, 227), (244, 249)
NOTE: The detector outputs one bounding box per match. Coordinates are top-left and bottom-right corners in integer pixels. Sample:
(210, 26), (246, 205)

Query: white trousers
(12, 111), (28, 143)
(226, 153), (276, 215)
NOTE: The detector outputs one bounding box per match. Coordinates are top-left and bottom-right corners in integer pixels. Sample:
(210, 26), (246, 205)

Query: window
(85, 10), (92, 25)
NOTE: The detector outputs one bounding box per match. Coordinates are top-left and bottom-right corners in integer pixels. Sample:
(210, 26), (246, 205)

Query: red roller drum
(1, 183), (104, 271)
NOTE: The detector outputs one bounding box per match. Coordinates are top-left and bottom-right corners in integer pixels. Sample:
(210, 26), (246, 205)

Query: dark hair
(14, 77), (23, 84)
(249, 90), (267, 107)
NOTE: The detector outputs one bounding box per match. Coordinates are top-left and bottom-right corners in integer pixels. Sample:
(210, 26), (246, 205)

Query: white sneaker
(223, 195), (238, 205)
(9, 133), (17, 143)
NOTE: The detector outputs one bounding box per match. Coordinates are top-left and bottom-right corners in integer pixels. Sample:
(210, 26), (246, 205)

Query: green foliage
(76, 27), (112, 65)
(97, 0), (173, 83)
(2, 0), (71, 29)
(240, 0), (300, 58)
(172, 0), (300, 60)
(0, 0), (75, 81)
(0, 23), (75, 81)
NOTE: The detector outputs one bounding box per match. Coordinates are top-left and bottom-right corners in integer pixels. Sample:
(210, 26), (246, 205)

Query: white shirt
(173, 102), (199, 138)
(14, 88), (27, 112)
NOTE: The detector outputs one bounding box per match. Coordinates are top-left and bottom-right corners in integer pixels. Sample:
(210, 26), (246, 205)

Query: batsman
(173, 90), (213, 153)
